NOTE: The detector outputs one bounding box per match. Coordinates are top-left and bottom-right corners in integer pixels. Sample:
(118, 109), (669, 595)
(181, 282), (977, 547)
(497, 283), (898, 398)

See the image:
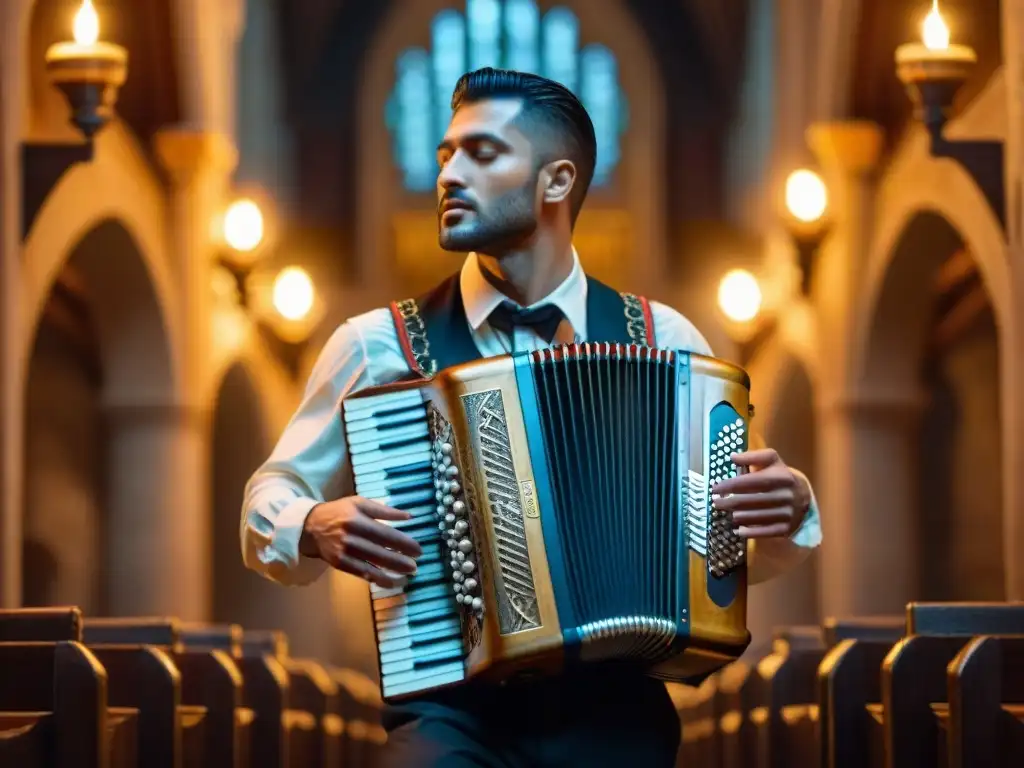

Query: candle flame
(73, 0), (99, 46)
(922, 0), (950, 50)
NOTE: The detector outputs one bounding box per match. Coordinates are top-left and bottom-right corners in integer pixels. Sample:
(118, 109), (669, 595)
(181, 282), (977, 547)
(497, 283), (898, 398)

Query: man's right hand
(299, 497), (423, 588)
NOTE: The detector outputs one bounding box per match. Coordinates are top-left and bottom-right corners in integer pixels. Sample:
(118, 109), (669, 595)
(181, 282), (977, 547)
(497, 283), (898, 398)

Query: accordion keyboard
(343, 388), (467, 698)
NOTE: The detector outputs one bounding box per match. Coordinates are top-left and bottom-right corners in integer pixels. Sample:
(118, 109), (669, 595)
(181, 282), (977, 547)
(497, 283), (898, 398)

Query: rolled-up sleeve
(240, 320), (375, 586)
(647, 301), (823, 586)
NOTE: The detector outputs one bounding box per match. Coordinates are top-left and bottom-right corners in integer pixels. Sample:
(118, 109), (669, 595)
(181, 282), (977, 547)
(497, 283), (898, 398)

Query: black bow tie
(487, 302), (566, 343)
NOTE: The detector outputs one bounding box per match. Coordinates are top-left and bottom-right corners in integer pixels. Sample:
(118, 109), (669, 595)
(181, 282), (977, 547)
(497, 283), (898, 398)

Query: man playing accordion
(241, 68), (822, 767)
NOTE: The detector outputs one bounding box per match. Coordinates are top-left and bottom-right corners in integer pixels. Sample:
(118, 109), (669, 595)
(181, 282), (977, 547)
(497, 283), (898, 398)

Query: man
(241, 68), (822, 767)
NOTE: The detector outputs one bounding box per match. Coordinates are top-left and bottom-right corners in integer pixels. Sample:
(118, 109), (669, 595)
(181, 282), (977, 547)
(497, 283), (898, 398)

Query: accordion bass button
(452, 501), (466, 515)
(461, 560), (475, 574)
(464, 578), (478, 590)
(458, 539), (473, 554)
(441, 443), (453, 455)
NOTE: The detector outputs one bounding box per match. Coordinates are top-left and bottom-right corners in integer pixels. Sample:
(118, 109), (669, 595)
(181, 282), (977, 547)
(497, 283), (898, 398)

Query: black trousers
(380, 669), (681, 767)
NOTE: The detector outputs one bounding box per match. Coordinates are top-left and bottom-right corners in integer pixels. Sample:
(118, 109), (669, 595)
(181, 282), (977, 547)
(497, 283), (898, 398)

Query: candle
(45, 0), (128, 72)
(895, 1), (976, 70)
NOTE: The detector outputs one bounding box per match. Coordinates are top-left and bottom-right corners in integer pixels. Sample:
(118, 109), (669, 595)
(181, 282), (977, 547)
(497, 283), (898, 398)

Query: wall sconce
(782, 168), (830, 295)
(717, 268), (773, 365)
(216, 195), (322, 376)
(895, 1), (1004, 229)
(23, 0), (129, 238)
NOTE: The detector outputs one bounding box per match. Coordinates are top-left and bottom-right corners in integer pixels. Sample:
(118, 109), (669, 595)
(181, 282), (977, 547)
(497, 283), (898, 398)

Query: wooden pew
(2, 608), (200, 767)
(754, 618), (903, 768)
(83, 617), (253, 768)
(946, 635), (1024, 768)
(88, 643), (198, 768)
(673, 673), (720, 767)
(882, 601), (1024, 768)
(0, 641), (137, 767)
(179, 622), (314, 768)
(716, 658), (760, 768)
(243, 629), (343, 768)
(330, 666), (388, 768)
(750, 626), (825, 768)
(0, 606), (83, 642)
(816, 619), (904, 768)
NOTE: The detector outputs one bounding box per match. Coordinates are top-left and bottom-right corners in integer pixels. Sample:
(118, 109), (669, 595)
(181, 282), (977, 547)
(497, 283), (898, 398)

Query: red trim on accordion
(389, 301), (423, 377)
(638, 296), (656, 346)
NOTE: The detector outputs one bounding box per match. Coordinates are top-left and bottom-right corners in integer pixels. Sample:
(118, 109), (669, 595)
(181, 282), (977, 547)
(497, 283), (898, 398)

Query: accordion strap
(389, 273), (657, 379)
(621, 292), (656, 347)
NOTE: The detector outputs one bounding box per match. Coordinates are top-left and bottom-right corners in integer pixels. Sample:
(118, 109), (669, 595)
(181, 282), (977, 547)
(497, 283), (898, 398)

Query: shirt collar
(459, 248), (588, 334)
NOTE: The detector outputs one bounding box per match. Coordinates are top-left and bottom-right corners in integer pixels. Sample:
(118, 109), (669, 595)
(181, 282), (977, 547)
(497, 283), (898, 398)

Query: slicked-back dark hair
(450, 67), (597, 224)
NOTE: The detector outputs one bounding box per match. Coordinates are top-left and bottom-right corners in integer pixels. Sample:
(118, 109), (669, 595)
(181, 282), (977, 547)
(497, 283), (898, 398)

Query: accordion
(342, 343), (752, 701)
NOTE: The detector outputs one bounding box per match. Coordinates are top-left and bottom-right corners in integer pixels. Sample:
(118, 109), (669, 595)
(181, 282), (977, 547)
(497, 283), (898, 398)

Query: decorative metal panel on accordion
(342, 343), (752, 701)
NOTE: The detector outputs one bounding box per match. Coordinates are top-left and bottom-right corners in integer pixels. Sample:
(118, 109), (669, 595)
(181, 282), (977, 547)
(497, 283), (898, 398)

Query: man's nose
(437, 156), (468, 191)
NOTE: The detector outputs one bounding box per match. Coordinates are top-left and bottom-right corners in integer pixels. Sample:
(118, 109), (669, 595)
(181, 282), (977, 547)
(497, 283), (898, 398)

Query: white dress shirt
(241, 251), (822, 588)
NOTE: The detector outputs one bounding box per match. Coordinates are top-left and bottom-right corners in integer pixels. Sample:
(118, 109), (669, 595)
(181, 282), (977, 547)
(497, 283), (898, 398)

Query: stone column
(803, 121), (896, 618)
(103, 403), (211, 618)
(815, 392), (926, 617)
(1000, 0), (1024, 602)
(0, 10), (24, 607)
(139, 129), (236, 621)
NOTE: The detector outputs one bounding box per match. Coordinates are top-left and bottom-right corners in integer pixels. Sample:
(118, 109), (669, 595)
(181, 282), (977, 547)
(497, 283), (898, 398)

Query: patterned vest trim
(389, 273), (656, 378)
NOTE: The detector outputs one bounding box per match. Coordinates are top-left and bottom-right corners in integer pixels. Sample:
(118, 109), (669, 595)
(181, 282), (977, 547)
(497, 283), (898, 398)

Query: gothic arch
(357, 0), (667, 301)
(22, 215), (178, 614)
(854, 137), (1011, 392)
(21, 121), (181, 400)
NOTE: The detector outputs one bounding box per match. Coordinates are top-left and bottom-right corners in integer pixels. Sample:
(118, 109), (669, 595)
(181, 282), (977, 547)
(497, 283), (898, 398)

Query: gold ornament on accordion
(342, 343), (752, 702)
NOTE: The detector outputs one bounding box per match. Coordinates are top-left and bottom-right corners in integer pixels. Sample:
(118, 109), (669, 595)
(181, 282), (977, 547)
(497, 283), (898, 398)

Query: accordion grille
(530, 345), (683, 630)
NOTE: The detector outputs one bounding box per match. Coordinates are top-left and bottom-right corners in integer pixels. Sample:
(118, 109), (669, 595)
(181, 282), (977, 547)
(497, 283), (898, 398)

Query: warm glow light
(273, 267), (315, 321)
(718, 269), (762, 324)
(223, 198), (264, 252)
(922, 0), (950, 51)
(73, 0), (100, 45)
(784, 169), (828, 223)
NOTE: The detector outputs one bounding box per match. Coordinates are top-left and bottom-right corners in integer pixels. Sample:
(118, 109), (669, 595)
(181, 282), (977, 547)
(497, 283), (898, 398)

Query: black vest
(388, 272), (656, 375)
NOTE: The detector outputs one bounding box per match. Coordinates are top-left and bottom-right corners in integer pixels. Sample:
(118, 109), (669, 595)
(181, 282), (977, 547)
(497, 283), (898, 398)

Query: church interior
(2, 0), (1024, 764)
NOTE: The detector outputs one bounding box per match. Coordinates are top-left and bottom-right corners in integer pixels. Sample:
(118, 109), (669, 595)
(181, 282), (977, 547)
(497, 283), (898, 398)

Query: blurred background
(0, 0), (1018, 683)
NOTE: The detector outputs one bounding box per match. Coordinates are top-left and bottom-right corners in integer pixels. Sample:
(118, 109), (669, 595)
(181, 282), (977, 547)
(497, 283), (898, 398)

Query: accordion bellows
(343, 344), (752, 702)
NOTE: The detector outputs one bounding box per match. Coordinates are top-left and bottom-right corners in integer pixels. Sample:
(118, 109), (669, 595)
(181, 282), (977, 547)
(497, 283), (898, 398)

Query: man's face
(436, 98), (541, 253)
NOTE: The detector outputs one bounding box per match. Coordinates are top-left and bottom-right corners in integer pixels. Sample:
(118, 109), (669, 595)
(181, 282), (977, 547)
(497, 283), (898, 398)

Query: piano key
(373, 593), (455, 622)
(378, 618), (462, 649)
(346, 406), (428, 434)
(344, 388), (425, 416)
(348, 421), (430, 448)
(382, 661), (466, 697)
(380, 638), (464, 673)
(354, 459), (433, 485)
(351, 442), (433, 470)
(358, 473), (434, 500)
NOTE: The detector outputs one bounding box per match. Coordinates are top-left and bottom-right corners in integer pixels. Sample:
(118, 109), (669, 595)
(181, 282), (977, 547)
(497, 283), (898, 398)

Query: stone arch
(21, 121), (181, 397)
(854, 139), (1011, 389)
(22, 216), (179, 614)
(357, 0), (667, 301)
(744, 339), (820, 647)
(210, 358), (338, 661)
(857, 205), (1007, 601)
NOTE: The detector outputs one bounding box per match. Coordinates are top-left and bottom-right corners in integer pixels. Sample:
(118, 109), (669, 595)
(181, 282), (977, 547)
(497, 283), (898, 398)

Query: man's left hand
(711, 448), (811, 539)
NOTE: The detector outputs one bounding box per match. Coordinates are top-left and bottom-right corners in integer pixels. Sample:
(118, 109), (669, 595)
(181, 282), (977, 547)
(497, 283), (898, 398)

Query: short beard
(438, 180), (538, 254)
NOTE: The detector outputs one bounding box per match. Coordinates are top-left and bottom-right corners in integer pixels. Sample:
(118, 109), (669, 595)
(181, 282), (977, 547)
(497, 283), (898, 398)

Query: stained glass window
(387, 1), (626, 191)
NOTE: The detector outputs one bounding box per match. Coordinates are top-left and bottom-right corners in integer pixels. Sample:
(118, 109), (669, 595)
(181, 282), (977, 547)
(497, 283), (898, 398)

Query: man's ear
(540, 159), (576, 204)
